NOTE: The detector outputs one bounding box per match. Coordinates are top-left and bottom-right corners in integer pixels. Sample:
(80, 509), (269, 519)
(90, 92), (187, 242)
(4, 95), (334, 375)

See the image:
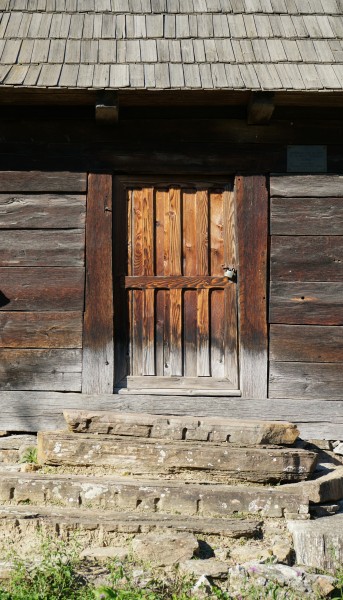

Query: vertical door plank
(169, 188), (182, 376)
(196, 189), (210, 376)
(210, 190), (225, 378)
(183, 190), (197, 377)
(127, 189), (133, 375)
(155, 189), (165, 376)
(236, 175), (268, 398)
(131, 190), (144, 375)
(197, 288), (210, 376)
(132, 289), (143, 375)
(223, 188), (239, 387)
(82, 173), (114, 394)
(142, 188), (155, 375)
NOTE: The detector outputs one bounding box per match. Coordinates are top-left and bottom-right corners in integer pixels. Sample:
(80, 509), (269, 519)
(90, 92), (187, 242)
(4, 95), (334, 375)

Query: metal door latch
(223, 266), (237, 280)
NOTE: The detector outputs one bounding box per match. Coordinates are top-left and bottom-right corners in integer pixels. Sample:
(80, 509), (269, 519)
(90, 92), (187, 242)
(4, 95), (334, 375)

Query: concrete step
(0, 505), (262, 540)
(0, 471), (309, 518)
(64, 410), (299, 446)
(37, 431), (317, 484)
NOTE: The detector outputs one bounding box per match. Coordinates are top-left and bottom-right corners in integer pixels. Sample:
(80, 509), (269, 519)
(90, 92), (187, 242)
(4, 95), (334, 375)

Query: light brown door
(114, 179), (239, 395)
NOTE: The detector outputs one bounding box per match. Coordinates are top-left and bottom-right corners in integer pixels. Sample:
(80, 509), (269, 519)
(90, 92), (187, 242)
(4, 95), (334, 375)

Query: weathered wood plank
(183, 190), (197, 378)
(0, 392), (342, 438)
(236, 175), (268, 398)
(269, 362), (343, 400)
(270, 324), (343, 363)
(197, 288), (210, 376)
(0, 312), (82, 348)
(126, 376), (237, 390)
(223, 187), (238, 387)
(82, 173), (114, 394)
(170, 288), (182, 376)
(155, 189), (167, 376)
(132, 290), (143, 376)
(143, 289), (155, 376)
(141, 187), (155, 376)
(125, 276), (231, 289)
(0, 349), (81, 391)
(0, 267), (84, 311)
(271, 236), (343, 282)
(0, 194), (86, 229)
(270, 197), (343, 236)
(0, 230), (85, 267)
(0, 171), (87, 192)
(270, 175), (343, 198)
(270, 282), (343, 325)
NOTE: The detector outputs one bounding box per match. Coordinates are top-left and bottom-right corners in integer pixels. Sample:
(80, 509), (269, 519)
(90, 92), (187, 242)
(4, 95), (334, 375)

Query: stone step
(0, 471), (309, 518)
(0, 434), (36, 463)
(64, 410), (299, 446)
(37, 431), (317, 484)
(0, 505), (262, 540)
(288, 514), (343, 571)
(282, 465), (343, 503)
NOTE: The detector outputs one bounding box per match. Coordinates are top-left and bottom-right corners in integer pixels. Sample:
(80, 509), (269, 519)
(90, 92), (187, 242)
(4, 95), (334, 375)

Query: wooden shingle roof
(0, 0), (343, 91)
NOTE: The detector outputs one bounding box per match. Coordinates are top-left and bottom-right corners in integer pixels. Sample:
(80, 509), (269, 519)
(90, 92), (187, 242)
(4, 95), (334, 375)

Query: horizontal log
(124, 276), (233, 289)
(0, 393), (342, 438)
(0, 267), (84, 311)
(125, 376), (237, 390)
(269, 282), (343, 325)
(0, 312), (82, 348)
(38, 431), (317, 483)
(271, 198), (343, 236)
(0, 171), (87, 192)
(269, 362), (343, 400)
(270, 175), (343, 198)
(0, 230), (85, 267)
(271, 236), (343, 282)
(0, 349), (81, 391)
(270, 324), (343, 363)
(0, 194), (86, 229)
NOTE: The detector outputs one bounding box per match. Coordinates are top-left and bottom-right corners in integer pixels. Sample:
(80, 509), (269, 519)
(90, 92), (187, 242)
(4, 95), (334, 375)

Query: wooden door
(114, 180), (239, 395)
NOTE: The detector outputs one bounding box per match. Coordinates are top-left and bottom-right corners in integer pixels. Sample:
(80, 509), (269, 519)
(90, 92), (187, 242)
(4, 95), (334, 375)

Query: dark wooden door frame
(82, 172), (268, 399)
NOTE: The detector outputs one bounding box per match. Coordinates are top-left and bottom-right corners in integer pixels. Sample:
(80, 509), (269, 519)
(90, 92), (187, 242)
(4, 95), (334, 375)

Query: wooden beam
(95, 92), (119, 123)
(236, 175), (268, 399)
(248, 92), (275, 125)
(82, 173), (114, 393)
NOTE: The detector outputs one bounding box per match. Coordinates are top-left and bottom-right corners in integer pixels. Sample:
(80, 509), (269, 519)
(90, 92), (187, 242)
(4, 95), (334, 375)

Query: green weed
(19, 446), (38, 464)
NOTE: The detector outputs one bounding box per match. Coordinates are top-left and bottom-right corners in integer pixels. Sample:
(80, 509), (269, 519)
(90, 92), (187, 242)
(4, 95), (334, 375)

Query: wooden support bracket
(95, 92), (119, 123)
(247, 92), (275, 125)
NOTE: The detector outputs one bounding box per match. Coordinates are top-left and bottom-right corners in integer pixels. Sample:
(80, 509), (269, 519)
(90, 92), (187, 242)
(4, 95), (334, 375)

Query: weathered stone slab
(0, 434), (36, 463)
(37, 432), (316, 483)
(64, 410), (299, 445)
(179, 558), (228, 578)
(0, 505), (262, 538)
(132, 532), (198, 566)
(288, 514), (343, 571)
(0, 471), (309, 518)
(282, 465), (343, 503)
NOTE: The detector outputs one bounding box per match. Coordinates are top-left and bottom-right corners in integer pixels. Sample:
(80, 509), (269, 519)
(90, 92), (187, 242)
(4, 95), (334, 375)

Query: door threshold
(114, 388), (242, 397)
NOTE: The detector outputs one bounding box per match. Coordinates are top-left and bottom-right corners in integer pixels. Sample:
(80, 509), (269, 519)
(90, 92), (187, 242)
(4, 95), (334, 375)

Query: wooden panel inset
(236, 175), (268, 398)
(270, 175), (343, 198)
(271, 236), (343, 282)
(269, 361), (343, 399)
(0, 267), (84, 311)
(270, 282), (343, 325)
(0, 171), (87, 192)
(170, 288), (182, 376)
(0, 230), (85, 266)
(271, 197), (343, 236)
(82, 173), (113, 394)
(0, 312), (82, 349)
(0, 349), (81, 391)
(0, 194), (86, 229)
(270, 324), (343, 363)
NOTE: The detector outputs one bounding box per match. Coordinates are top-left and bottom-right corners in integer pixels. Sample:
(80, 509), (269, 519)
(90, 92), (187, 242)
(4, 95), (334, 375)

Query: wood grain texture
(0, 312), (82, 348)
(0, 194), (86, 229)
(126, 376), (237, 390)
(271, 197), (343, 236)
(236, 175), (268, 398)
(270, 175), (343, 198)
(271, 236), (343, 282)
(0, 230), (85, 266)
(269, 361), (343, 399)
(0, 171), (87, 192)
(270, 324), (343, 363)
(0, 392), (342, 439)
(270, 282), (343, 325)
(0, 349), (81, 391)
(125, 276), (231, 288)
(0, 267), (84, 311)
(82, 173), (114, 394)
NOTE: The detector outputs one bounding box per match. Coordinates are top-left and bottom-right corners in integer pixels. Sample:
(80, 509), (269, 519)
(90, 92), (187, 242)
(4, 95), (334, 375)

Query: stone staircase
(0, 411), (342, 566)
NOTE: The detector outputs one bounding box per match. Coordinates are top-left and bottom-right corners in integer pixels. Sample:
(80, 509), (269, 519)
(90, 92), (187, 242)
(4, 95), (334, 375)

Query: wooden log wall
(0, 171), (87, 392)
(269, 175), (343, 400)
